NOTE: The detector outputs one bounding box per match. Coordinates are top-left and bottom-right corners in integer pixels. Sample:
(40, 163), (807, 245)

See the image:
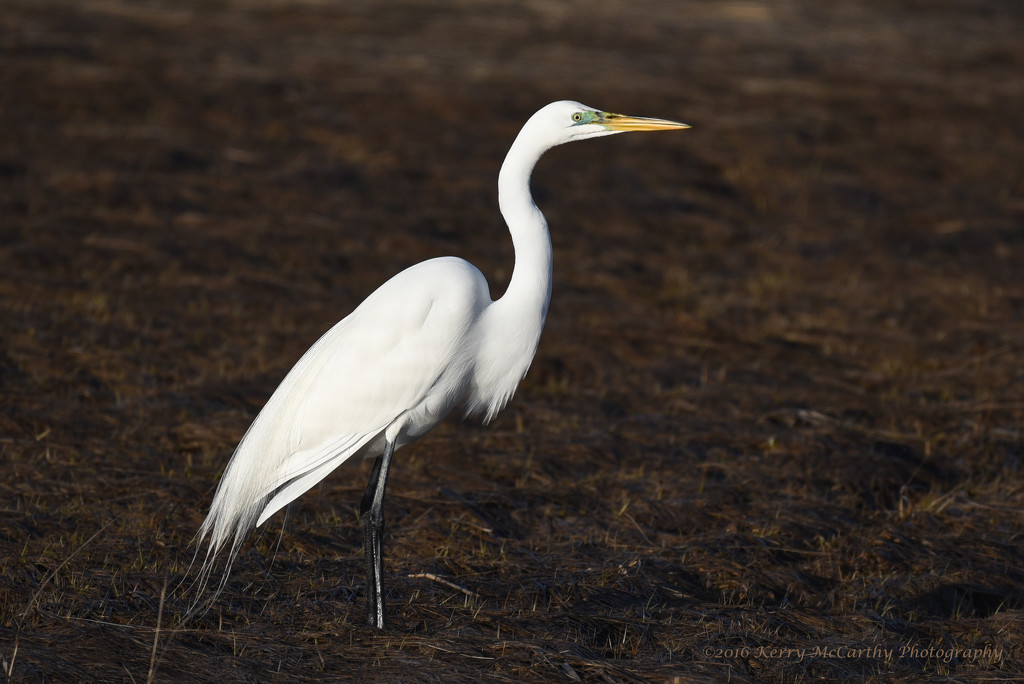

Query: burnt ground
(1, 0), (1023, 681)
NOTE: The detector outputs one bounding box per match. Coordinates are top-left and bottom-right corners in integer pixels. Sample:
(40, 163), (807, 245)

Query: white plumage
(192, 101), (688, 628)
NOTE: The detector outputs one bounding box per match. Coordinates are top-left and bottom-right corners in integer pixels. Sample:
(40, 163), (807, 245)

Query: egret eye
(571, 112), (583, 123)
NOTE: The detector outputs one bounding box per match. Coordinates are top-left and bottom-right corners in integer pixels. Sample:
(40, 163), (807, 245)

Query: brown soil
(1, 0), (1023, 682)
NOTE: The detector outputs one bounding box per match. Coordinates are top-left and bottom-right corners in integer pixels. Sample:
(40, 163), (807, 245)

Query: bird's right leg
(360, 439), (395, 630)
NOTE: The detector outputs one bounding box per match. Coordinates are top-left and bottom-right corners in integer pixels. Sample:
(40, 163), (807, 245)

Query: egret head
(525, 100), (690, 148)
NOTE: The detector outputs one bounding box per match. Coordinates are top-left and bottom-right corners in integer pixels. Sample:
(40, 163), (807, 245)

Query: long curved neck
(464, 120), (558, 422)
(496, 129), (553, 321)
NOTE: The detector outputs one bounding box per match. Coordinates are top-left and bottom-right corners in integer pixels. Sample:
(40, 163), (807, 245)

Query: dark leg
(360, 439), (395, 630)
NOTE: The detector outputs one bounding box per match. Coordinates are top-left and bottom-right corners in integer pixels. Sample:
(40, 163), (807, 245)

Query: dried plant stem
(407, 572), (478, 598)
(4, 520), (113, 682)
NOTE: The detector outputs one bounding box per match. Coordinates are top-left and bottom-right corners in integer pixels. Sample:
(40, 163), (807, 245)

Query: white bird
(192, 101), (689, 629)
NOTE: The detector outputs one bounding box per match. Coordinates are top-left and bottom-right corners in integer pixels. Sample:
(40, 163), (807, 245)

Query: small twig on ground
(407, 572), (478, 598)
(1, 640), (17, 682)
(21, 520), (114, 620)
(3, 519), (114, 682)
(621, 511), (656, 547)
(146, 579), (167, 684)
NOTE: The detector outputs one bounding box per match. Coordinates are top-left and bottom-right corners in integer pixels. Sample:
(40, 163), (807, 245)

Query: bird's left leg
(360, 438), (395, 630)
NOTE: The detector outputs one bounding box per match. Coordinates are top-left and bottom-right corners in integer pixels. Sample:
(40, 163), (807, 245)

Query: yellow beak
(599, 112), (691, 132)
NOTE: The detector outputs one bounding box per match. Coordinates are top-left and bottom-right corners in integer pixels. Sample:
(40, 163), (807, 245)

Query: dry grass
(1, 0), (1023, 681)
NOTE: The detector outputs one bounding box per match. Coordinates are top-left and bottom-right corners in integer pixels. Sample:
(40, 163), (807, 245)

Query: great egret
(193, 100), (689, 629)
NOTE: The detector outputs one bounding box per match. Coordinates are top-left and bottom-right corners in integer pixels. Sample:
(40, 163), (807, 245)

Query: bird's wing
(268, 258), (487, 483)
(201, 257), (489, 549)
(246, 303), (455, 525)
